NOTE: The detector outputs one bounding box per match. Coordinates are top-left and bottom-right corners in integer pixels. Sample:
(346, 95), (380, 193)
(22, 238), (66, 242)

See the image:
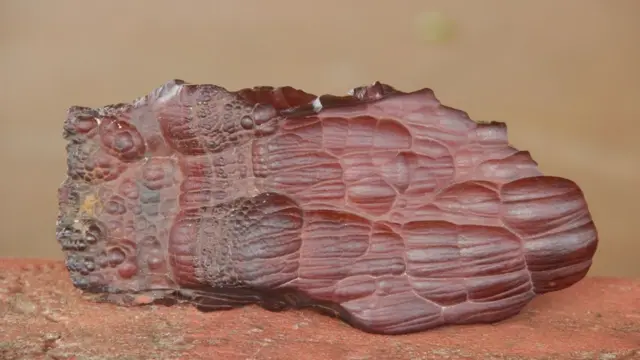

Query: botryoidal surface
(56, 80), (598, 334)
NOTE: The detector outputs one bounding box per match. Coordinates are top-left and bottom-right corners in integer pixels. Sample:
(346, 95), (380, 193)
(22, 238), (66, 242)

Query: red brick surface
(1, 258), (638, 360)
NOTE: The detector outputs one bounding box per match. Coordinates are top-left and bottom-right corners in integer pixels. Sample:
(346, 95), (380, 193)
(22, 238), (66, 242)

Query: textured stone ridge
(56, 80), (598, 335)
(2, 259), (638, 360)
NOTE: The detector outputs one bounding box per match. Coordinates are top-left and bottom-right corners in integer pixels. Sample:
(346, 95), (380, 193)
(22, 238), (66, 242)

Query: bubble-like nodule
(240, 116), (254, 130)
(113, 132), (135, 152)
(73, 115), (99, 134)
(107, 248), (126, 267)
(252, 104), (277, 125)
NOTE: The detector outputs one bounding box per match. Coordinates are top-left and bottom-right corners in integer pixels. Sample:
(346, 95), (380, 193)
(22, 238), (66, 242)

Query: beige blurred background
(0, 1), (638, 277)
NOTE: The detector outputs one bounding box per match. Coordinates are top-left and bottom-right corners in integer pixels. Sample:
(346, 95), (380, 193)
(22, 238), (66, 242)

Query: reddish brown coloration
(3, 259), (638, 360)
(56, 80), (598, 334)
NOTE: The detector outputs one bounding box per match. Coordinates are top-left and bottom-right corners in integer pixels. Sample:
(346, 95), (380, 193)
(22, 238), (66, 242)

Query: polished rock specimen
(56, 80), (598, 334)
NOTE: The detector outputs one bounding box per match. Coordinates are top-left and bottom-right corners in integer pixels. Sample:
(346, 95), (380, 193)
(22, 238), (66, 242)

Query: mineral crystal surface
(56, 80), (598, 334)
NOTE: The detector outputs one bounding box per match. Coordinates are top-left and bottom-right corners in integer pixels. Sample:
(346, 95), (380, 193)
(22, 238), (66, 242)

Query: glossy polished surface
(56, 80), (597, 334)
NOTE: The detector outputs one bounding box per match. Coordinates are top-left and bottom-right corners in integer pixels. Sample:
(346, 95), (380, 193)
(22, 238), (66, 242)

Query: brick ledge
(1, 258), (638, 360)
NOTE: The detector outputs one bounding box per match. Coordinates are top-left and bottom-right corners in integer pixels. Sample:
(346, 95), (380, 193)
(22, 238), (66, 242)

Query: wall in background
(1, 0), (639, 277)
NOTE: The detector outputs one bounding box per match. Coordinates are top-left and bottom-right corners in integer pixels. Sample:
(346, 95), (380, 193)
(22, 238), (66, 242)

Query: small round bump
(85, 233), (97, 244)
(99, 118), (146, 162)
(96, 251), (109, 268)
(117, 263), (138, 279)
(240, 116), (254, 130)
(105, 196), (127, 215)
(140, 235), (159, 247)
(252, 104), (276, 125)
(142, 162), (165, 182)
(73, 116), (99, 133)
(106, 220), (123, 236)
(86, 222), (104, 240)
(119, 179), (140, 200)
(65, 255), (84, 272)
(107, 248), (126, 267)
(147, 255), (164, 270)
(84, 258), (96, 272)
(113, 132), (134, 153)
(135, 218), (149, 231)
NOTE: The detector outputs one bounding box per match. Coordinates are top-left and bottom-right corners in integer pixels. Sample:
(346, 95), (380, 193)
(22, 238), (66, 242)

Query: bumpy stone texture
(56, 80), (599, 335)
